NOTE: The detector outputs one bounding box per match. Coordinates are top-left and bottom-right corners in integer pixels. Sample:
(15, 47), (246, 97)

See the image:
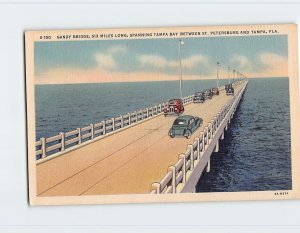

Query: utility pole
(217, 62), (221, 89)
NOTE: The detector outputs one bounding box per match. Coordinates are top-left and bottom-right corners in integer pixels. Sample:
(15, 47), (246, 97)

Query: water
(35, 78), (291, 192)
(196, 78), (291, 192)
(35, 79), (227, 139)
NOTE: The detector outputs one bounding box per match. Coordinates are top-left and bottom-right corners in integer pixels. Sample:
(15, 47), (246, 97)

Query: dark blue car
(168, 115), (203, 139)
(193, 92), (205, 103)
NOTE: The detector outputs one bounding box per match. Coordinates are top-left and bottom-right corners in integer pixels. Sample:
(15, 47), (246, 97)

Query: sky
(34, 35), (288, 84)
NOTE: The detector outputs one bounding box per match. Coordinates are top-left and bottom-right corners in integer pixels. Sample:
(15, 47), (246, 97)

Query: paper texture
(25, 24), (300, 205)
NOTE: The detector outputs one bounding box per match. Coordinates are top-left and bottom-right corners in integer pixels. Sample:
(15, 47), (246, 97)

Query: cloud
(258, 52), (288, 77)
(236, 52), (288, 78)
(228, 52), (288, 78)
(231, 54), (253, 71)
(138, 54), (210, 70)
(109, 45), (127, 54)
(95, 54), (117, 69)
(94, 45), (127, 70)
(138, 55), (177, 68)
(182, 55), (209, 69)
(259, 52), (287, 69)
(35, 68), (223, 85)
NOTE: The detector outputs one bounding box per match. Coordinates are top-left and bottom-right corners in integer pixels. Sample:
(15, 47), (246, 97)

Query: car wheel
(185, 130), (191, 139)
(170, 134), (175, 138)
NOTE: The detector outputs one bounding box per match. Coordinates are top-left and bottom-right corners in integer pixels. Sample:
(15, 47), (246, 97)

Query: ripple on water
(196, 78), (291, 192)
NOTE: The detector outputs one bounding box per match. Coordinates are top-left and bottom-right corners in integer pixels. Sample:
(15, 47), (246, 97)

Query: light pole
(178, 39), (184, 99)
(227, 66), (230, 84)
(217, 62), (221, 89)
(232, 69), (235, 83)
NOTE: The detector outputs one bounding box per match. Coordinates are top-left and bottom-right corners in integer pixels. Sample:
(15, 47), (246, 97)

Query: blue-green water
(196, 78), (291, 192)
(35, 79), (228, 140)
(35, 78), (291, 192)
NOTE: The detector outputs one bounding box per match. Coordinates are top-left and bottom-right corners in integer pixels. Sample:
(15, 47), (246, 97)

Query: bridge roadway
(37, 82), (243, 196)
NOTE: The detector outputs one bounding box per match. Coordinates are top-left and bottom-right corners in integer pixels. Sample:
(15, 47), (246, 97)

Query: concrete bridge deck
(37, 82), (244, 196)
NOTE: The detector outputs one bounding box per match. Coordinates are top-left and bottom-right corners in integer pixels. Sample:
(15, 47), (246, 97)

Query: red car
(163, 99), (184, 116)
(211, 87), (219, 95)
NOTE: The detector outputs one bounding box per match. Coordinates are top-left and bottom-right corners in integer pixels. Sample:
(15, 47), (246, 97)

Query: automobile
(163, 99), (184, 116)
(225, 83), (233, 91)
(226, 87), (234, 95)
(211, 87), (219, 95)
(204, 89), (213, 99)
(193, 92), (205, 103)
(168, 115), (203, 139)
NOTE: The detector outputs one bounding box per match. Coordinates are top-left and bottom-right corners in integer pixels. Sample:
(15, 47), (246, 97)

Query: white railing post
(60, 132), (65, 151)
(146, 108), (149, 118)
(90, 124), (94, 139)
(41, 137), (46, 158)
(187, 145), (194, 170)
(204, 127), (208, 147)
(112, 118), (115, 131)
(215, 139), (219, 152)
(128, 113), (131, 125)
(102, 120), (106, 135)
(201, 132), (205, 154)
(158, 104), (161, 113)
(210, 123), (213, 140)
(168, 166), (176, 193)
(77, 128), (82, 144)
(151, 183), (161, 194)
(195, 137), (200, 160)
(120, 115), (124, 128)
(179, 154), (186, 183)
(206, 158), (211, 173)
(154, 105), (157, 115)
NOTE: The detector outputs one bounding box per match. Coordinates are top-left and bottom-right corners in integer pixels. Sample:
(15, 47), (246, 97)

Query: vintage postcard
(25, 24), (300, 205)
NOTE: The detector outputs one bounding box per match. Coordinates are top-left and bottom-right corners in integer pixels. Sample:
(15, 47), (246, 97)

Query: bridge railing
(35, 82), (242, 162)
(150, 81), (247, 194)
(35, 92), (197, 162)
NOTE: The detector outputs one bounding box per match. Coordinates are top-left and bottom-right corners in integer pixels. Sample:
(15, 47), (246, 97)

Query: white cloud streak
(138, 54), (210, 70)
(95, 45), (127, 70)
(109, 44), (127, 54)
(95, 54), (117, 69)
(231, 54), (253, 71)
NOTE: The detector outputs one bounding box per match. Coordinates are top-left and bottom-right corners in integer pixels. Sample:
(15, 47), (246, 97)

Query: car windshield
(169, 99), (180, 105)
(173, 119), (188, 126)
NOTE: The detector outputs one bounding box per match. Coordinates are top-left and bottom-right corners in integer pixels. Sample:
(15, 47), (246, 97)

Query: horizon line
(34, 76), (288, 85)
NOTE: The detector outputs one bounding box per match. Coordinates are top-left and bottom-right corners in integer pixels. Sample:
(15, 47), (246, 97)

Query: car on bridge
(211, 87), (219, 95)
(225, 83), (233, 91)
(168, 115), (203, 139)
(163, 99), (184, 116)
(204, 89), (213, 99)
(226, 87), (234, 96)
(193, 92), (205, 103)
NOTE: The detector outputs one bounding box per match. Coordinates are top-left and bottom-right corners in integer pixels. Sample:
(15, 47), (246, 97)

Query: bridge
(35, 80), (247, 196)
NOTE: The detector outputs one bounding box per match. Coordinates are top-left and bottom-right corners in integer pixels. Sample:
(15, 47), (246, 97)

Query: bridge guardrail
(150, 80), (247, 194)
(35, 81), (243, 163)
(35, 92), (198, 162)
